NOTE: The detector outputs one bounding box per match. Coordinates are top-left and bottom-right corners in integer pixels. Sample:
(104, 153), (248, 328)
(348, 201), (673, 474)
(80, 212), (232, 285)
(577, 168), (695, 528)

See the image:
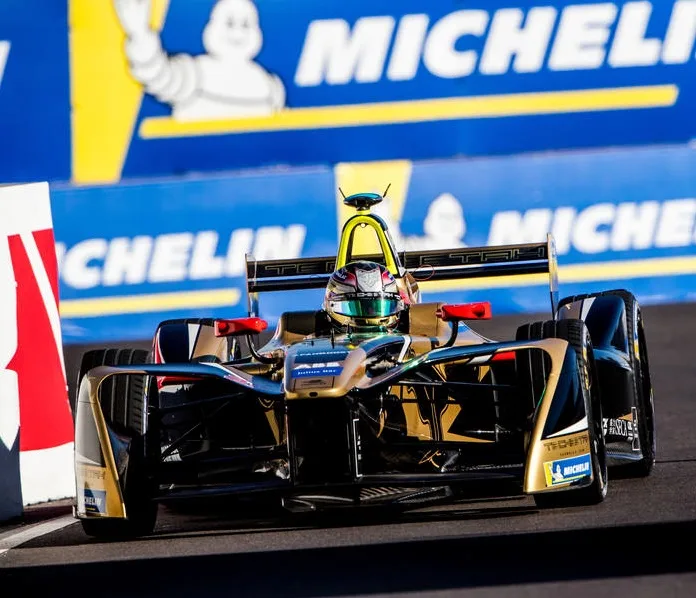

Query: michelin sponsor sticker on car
(544, 453), (592, 486)
(83, 489), (108, 514)
(69, 0), (696, 184)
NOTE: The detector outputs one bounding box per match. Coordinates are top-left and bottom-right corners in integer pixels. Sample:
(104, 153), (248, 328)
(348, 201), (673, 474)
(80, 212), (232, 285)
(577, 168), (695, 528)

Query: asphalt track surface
(2, 302), (696, 597)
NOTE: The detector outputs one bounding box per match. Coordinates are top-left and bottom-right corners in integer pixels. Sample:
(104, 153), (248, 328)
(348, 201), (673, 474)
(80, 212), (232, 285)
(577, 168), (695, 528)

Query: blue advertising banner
(70, 0), (696, 186)
(334, 146), (696, 314)
(0, 1), (71, 183)
(51, 166), (336, 342)
(53, 143), (696, 344)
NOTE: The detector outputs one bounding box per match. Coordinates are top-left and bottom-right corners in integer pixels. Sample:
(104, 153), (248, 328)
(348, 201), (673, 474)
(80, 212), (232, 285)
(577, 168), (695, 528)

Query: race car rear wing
(245, 234), (559, 318)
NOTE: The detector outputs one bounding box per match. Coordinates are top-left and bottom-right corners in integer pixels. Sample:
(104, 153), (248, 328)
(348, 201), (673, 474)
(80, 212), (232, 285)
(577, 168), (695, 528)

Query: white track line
(0, 514), (76, 557)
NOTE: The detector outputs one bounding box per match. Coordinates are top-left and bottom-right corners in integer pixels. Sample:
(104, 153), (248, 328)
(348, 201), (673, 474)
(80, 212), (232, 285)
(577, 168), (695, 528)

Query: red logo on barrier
(7, 229), (73, 452)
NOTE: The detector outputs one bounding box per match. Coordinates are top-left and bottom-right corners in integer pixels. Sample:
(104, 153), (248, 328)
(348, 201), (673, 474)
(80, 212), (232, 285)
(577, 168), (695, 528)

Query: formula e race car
(73, 192), (656, 538)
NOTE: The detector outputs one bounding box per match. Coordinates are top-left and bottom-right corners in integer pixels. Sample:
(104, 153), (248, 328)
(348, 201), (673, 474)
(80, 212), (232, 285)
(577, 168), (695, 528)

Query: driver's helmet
(323, 261), (405, 330)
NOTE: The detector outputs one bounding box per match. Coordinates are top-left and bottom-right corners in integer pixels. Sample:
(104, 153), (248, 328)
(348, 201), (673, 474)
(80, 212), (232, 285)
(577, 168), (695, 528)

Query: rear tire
(76, 349), (158, 539)
(517, 319), (608, 508)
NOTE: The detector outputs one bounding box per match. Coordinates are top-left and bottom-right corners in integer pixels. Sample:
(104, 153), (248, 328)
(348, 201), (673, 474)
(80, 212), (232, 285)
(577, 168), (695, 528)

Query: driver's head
(323, 261), (404, 331)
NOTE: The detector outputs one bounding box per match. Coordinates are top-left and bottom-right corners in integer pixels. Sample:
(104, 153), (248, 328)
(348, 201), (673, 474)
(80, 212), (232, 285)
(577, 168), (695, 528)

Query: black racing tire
(558, 289), (656, 477)
(76, 348), (158, 539)
(517, 319), (608, 508)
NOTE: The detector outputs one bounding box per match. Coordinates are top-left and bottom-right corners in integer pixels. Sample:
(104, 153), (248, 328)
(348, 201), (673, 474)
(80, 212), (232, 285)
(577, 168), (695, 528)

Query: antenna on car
(383, 183), (391, 197)
(339, 187), (347, 199)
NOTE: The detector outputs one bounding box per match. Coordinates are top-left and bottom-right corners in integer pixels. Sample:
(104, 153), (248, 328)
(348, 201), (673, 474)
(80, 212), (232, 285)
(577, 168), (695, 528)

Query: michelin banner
(52, 166), (337, 342)
(52, 143), (696, 344)
(2, 1), (695, 185)
(0, 1), (71, 183)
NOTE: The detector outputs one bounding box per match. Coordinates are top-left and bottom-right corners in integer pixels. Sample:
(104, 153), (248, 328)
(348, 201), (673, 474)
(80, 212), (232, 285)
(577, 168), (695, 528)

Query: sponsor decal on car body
(603, 408), (640, 449)
(543, 453), (592, 486)
(542, 431), (590, 460)
(291, 362), (344, 378)
(294, 350), (350, 364)
(83, 488), (107, 514)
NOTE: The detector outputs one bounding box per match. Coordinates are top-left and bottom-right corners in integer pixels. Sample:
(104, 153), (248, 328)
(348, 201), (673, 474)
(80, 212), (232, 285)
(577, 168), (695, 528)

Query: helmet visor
(329, 296), (401, 319)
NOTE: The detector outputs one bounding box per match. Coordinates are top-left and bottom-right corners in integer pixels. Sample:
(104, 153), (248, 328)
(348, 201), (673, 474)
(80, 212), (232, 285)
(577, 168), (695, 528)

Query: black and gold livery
(73, 192), (655, 537)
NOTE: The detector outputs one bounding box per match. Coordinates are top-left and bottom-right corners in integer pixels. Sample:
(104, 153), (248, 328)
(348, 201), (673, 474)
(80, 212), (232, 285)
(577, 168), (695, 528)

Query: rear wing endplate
(246, 234), (559, 318)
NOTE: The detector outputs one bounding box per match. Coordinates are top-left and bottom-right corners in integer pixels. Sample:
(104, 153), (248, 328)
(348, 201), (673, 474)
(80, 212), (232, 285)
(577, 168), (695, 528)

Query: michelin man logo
(114, 0), (286, 120)
(551, 464), (564, 483)
(374, 192), (468, 251)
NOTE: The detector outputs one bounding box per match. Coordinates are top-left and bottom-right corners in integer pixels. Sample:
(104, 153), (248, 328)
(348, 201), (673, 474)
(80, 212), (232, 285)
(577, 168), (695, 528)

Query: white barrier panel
(0, 183), (75, 513)
(0, 220), (21, 521)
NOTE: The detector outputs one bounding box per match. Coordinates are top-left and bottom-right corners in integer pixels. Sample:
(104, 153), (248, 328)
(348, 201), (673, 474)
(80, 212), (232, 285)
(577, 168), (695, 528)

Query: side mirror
(214, 317), (277, 364)
(437, 302), (492, 322)
(214, 317), (268, 337)
(436, 302), (492, 348)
